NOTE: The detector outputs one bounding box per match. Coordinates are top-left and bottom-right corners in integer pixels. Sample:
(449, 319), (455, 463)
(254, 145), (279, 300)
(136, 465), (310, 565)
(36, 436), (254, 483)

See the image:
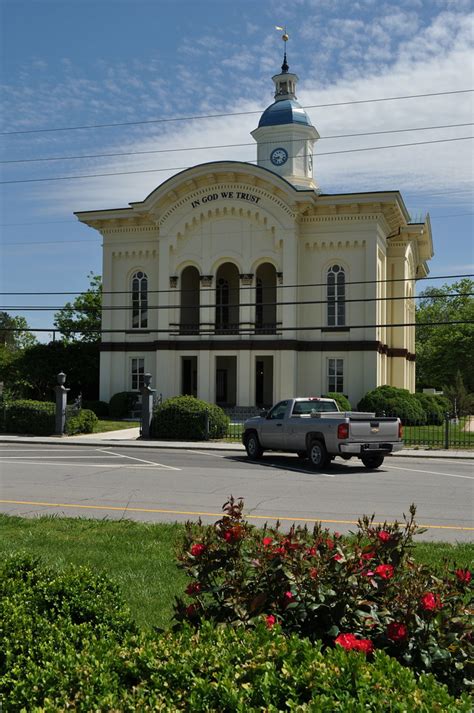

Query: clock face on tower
(270, 147), (288, 166)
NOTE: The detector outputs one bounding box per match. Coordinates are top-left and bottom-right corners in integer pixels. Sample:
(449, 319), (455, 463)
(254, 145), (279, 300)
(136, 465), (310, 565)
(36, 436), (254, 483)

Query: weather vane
(275, 25), (289, 42)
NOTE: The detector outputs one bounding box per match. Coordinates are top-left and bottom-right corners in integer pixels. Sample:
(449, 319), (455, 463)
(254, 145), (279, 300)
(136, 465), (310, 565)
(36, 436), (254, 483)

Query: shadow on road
(226, 454), (385, 475)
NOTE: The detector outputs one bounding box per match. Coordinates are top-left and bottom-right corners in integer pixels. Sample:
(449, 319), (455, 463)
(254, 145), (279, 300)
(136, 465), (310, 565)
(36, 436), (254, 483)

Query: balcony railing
(169, 322), (281, 336)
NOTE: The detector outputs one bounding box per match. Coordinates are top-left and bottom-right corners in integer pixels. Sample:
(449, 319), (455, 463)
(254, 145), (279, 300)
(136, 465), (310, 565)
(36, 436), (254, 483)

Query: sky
(1, 0), (473, 340)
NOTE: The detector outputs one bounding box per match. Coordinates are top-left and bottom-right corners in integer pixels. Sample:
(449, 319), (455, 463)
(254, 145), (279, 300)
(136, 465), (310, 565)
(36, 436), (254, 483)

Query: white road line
(0, 461), (171, 468)
(0, 455), (129, 459)
(390, 464), (474, 480)
(97, 448), (181, 470)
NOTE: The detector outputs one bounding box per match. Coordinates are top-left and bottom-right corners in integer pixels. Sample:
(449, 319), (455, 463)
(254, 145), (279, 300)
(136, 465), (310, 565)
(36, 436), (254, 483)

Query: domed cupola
(251, 32), (320, 191)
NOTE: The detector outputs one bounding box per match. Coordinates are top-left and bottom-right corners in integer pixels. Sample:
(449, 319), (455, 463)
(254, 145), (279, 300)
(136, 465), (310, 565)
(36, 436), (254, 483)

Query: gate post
(55, 372), (70, 435)
(444, 412), (450, 450)
(140, 373), (156, 439)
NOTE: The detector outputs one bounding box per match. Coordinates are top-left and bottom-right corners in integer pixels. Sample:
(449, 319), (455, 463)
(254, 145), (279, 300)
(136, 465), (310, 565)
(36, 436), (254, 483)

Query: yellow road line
(0, 499), (473, 531)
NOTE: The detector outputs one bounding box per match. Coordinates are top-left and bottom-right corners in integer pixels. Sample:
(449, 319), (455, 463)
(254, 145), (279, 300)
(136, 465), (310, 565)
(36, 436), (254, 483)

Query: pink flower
(262, 536), (273, 547)
(265, 614), (276, 629)
(283, 591), (294, 608)
(420, 592), (442, 611)
(333, 553), (343, 562)
(190, 543), (206, 557)
(375, 564), (394, 580)
(455, 568), (471, 584)
(377, 530), (392, 544)
(185, 582), (201, 596)
(387, 622), (408, 643)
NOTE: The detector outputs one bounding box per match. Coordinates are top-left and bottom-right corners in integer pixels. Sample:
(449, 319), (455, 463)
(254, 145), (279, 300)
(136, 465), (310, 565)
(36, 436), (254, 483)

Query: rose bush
(174, 498), (473, 695)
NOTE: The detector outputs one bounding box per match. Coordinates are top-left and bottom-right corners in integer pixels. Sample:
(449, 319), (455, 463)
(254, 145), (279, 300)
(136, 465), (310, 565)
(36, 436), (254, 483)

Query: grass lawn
(1, 514), (472, 631)
(94, 419), (140, 433)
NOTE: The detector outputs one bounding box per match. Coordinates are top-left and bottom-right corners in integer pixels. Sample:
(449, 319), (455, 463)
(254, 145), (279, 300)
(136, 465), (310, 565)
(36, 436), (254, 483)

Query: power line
(1, 89), (472, 136)
(1, 136), (472, 186)
(2, 122), (472, 165)
(2, 273), (472, 296)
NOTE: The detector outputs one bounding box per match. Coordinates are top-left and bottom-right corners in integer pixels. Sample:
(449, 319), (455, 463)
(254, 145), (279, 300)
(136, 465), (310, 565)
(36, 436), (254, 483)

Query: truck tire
(361, 454), (385, 469)
(308, 439), (329, 470)
(245, 432), (263, 459)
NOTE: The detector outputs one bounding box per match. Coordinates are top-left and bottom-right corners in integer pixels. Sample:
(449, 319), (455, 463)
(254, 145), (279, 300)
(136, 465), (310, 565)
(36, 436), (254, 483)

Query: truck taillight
(338, 423), (349, 439)
(398, 422), (404, 439)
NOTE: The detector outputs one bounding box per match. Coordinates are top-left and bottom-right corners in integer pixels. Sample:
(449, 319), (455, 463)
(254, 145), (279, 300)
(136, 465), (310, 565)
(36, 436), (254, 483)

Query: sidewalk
(0, 429), (473, 459)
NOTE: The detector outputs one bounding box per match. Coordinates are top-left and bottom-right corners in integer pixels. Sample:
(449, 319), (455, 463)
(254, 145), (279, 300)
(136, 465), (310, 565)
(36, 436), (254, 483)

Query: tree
(416, 278), (474, 392)
(443, 371), (474, 418)
(0, 312), (37, 350)
(54, 273), (102, 343)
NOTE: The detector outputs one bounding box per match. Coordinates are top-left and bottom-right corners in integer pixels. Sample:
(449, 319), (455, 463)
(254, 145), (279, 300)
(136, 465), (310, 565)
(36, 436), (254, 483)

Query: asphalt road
(0, 443), (472, 542)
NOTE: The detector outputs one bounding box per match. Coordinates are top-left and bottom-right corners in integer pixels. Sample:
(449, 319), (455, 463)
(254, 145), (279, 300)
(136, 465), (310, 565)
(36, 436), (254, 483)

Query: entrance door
(215, 356), (237, 406)
(216, 369), (227, 404)
(181, 357), (197, 397)
(255, 356), (273, 408)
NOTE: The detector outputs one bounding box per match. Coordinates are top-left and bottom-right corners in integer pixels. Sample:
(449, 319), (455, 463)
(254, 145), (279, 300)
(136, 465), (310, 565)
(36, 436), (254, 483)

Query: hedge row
(358, 386), (451, 424)
(1, 553), (469, 711)
(151, 395), (229, 440)
(0, 399), (97, 435)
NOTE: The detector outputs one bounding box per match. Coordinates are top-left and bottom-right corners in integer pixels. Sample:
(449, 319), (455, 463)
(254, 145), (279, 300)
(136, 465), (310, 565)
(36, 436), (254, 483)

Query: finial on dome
(275, 25), (289, 72)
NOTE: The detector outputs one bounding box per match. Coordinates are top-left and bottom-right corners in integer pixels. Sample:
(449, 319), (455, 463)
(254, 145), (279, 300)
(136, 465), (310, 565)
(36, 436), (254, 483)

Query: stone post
(140, 373), (156, 439)
(55, 372), (70, 435)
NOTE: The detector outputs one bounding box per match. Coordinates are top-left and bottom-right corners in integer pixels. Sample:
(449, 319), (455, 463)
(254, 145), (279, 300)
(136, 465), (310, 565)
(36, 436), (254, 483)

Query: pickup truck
(242, 397), (403, 469)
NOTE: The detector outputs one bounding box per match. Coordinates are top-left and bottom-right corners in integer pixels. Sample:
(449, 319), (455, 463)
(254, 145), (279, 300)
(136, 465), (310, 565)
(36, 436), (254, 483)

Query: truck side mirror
(260, 408), (268, 418)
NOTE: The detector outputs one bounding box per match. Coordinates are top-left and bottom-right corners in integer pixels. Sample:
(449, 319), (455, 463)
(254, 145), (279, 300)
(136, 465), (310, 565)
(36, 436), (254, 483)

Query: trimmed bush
(151, 395), (229, 440)
(413, 393), (447, 425)
(1, 553), (469, 711)
(2, 399), (55, 435)
(65, 408), (98, 435)
(175, 498), (473, 696)
(323, 391), (352, 411)
(82, 399), (109, 417)
(357, 385), (426, 424)
(109, 391), (139, 419)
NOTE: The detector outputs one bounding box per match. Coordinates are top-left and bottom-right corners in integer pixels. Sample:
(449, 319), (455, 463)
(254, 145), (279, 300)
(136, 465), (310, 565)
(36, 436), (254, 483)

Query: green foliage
(0, 311), (37, 351)
(413, 392), (448, 425)
(109, 391), (139, 419)
(82, 399), (109, 417)
(323, 391), (352, 411)
(64, 408), (98, 435)
(151, 395), (230, 440)
(54, 272), (102, 344)
(358, 385), (426, 423)
(0, 340), (100, 401)
(443, 371), (474, 418)
(416, 278), (474, 392)
(175, 498), (473, 695)
(1, 552), (469, 711)
(1, 399), (55, 435)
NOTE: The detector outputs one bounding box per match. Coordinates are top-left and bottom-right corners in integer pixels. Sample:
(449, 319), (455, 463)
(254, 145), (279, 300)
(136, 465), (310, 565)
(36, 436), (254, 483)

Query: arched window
(131, 271), (148, 329)
(180, 266), (200, 334)
(255, 263), (277, 334)
(327, 265), (345, 327)
(215, 263), (239, 334)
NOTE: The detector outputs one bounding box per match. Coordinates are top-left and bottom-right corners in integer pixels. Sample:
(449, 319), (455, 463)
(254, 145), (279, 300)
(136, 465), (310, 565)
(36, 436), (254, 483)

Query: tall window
(131, 271), (148, 329)
(215, 263), (239, 334)
(327, 265), (345, 327)
(327, 358), (344, 393)
(216, 277), (230, 330)
(131, 357), (145, 391)
(255, 263), (277, 334)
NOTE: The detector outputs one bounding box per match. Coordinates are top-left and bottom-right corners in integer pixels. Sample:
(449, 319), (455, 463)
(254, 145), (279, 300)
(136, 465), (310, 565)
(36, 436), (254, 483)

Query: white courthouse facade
(76, 52), (433, 408)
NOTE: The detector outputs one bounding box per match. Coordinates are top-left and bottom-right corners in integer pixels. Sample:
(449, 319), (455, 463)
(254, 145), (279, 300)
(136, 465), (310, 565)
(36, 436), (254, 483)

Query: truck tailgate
(349, 417), (399, 442)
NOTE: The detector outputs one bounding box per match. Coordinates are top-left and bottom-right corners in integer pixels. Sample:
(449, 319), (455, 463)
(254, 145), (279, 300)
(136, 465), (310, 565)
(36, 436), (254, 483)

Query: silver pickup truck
(242, 397), (403, 469)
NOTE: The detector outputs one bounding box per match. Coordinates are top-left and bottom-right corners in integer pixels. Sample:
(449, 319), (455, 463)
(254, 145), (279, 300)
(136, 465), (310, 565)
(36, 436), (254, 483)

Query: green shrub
(1, 553), (469, 711)
(413, 393), (448, 425)
(151, 395), (229, 440)
(65, 408), (98, 435)
(323, 391), (352, 411)
(3, 399), (55, 435)
(357, 385), (426, 424)
(109, 391), (139, 419)
(175, 498), (473, 696)
(82, 399), (109, 417)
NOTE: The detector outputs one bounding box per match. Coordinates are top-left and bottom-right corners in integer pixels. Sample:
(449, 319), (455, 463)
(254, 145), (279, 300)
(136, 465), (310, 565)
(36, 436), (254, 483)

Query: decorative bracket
(200, 275), (213, 287)
(239, 273), (254, 285)
(169, 276), (178, 288)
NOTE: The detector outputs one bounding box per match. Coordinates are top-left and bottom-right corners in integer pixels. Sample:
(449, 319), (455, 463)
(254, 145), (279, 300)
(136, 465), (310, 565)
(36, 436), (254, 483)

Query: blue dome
(258, 99), (312, 128)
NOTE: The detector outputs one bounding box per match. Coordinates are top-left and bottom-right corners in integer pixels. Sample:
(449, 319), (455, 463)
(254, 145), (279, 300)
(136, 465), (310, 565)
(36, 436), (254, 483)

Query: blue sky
(1, 0), (473, 339)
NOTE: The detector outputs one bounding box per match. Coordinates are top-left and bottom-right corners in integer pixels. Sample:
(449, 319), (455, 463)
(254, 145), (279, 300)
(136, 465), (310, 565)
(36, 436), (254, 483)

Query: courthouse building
(76, 50), (433, 408)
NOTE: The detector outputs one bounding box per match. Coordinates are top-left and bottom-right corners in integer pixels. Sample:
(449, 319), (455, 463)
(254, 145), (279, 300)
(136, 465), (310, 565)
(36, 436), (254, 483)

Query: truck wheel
(308, 440), (329, 470)
(245, 432), (263, 460)
(361, 454), (385, 469)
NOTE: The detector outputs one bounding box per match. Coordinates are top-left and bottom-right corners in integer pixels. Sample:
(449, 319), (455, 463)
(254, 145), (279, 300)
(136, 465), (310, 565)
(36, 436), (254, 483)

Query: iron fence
(402, 416), (474, 449)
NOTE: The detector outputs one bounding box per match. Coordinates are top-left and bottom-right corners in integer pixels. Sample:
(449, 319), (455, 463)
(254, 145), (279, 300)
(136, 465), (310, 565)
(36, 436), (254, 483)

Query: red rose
(335, 633), (373, 655)
(274, 546), (286, 555)
(185, 604), (197, 617)
(420, 592), (441, 611)
(378, 530), (392, 544)
(223, 525), (242, 543)
(333, 553), (343, 562)
(283, 591), (294, 608)
(354, 638), (374, 655)
(307, 546), (318, 557)
(375, 564), (394, 580)
(265, 614), (276, 629)
(361, 551), (376, 561)
(335, 633), (358, 650)
(455, 568), (472, 584)
(309, 567), (318, 579)
(326, 538), (335, 550)
(185, 582), (201, 596)
(190, 543), (206, 557)
(387, 622), (408, 643)
(262, 537), (273, 547)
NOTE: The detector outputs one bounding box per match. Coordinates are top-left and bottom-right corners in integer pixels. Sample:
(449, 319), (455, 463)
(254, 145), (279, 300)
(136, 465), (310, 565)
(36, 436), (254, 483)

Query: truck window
(291, 400), (338, 415)
(267, 400), (289, 420)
